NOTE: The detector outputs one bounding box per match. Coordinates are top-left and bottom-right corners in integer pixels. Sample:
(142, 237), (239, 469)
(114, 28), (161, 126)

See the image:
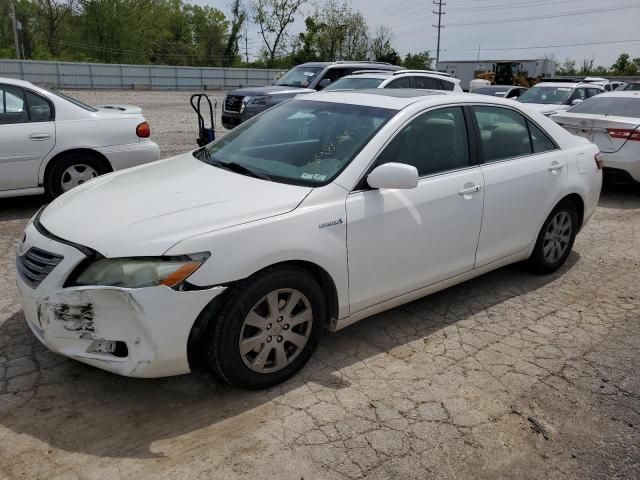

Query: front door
(0, 84), (55, 192)
(346, 106), (484, 313)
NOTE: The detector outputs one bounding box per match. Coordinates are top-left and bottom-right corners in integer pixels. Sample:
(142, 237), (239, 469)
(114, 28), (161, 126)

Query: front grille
(224, 95), (244, 113)
(17, 247), (63, 288)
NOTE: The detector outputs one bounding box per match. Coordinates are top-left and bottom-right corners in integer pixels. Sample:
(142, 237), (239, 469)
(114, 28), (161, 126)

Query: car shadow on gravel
(0, 253), (579, 460)
(0, 195), (47, 222)
(599, 182), (640, 210)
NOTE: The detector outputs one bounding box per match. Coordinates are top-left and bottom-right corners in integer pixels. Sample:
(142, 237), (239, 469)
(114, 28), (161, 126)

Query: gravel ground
(1, 91), (640, 479)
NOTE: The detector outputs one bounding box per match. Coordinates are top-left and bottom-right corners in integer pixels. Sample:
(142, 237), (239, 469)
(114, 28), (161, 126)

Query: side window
(25, 91), (53, 122)
(588, 88), (602, 97)
(570, 88), (587, 102)
(439, 80), (455, 91)
(324, 68), (349, 84)
(386, 77), (411, 89)
(414, 76), (440, 90)
(528, 121), (556, 153)
(0, 85), (28, 125)
(473, 106), (532, 162)
(376, 106), (470, 176)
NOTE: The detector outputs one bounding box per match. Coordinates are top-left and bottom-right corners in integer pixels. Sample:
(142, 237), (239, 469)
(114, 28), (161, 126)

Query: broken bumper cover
(15, 223), (225, 378)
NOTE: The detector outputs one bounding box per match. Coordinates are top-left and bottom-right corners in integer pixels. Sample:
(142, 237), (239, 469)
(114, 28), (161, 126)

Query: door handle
(548, 161), (564, 171)
(28, 133), (51, 141)
(458, 185), (482, 195)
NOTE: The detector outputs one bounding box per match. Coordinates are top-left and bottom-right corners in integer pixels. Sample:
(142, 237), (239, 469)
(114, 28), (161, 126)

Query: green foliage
(0, 0), (230, 66)
(402, 52), (433, 70)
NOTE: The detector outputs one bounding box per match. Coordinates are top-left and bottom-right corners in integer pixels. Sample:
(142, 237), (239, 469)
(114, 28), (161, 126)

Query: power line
(447, 0), (577, 12)
(441, 38), (640, 52)
(447, 4), (640, 26)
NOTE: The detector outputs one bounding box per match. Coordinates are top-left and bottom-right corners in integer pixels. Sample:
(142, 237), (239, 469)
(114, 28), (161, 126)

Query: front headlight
(68, 253), (209, 289)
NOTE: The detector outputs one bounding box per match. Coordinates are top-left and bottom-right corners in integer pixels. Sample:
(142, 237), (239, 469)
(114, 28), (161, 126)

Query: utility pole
(9, 0), (21, 59)
(244, 26), (249, 63)
(432, 0), (445, 66)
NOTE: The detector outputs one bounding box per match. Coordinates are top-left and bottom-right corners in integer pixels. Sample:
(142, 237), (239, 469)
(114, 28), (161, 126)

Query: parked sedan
(17, 90), (601, 389)
(518, 82), (604, 116)
(473, 85), (528, 99)
(0, 77), (160, 198)
(551, 92), (640, 183)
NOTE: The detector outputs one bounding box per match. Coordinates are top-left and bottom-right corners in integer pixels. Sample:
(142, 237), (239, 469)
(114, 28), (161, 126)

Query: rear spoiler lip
(95, 104), (143, 115)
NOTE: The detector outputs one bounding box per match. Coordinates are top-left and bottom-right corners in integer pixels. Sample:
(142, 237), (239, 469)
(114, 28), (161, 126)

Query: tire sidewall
(530, 201), (578, 273)
(46, 153), (108, 198)
(209, 268), (326, 389)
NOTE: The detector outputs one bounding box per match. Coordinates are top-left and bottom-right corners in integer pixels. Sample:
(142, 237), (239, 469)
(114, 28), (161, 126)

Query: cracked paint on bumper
(16, 222), (225, 378)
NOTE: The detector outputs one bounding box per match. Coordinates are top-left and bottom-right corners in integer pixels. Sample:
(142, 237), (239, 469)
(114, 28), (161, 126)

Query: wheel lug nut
(277, 316), (283, 322)
(267, 335), (272, 342)
(277, 336), (283, 342)
(283, 324), (289, 330)
(267, 323), (272, 329)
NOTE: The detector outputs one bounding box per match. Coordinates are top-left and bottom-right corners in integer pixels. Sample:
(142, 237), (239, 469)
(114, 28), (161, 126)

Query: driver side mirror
(571, 98), (584, 106)
(367, 163), (419, 190)
(317, 78), (331, 90)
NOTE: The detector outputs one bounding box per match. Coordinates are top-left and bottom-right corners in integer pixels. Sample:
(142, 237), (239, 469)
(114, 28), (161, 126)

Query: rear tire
(46, 152), (110, 198)
(527, 200), (578, 274)
(206, 267), (325, 390)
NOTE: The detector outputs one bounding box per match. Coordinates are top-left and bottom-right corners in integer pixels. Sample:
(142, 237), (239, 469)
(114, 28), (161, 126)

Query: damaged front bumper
(15, 223), (225, 378)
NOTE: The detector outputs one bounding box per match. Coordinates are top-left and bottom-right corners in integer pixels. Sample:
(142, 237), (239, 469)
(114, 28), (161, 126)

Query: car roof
(533, 82), (602, 89)
(0, 76), (35, 89)
(298, 61), (402, 71)
(299, 88), (532, 111)
(340, 71), (459, 82)
(598, 91), (640, 99)
(475, 85), (521, 90)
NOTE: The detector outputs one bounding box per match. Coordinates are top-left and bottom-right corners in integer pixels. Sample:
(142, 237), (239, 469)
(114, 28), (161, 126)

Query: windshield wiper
(194, 148), (271, 181)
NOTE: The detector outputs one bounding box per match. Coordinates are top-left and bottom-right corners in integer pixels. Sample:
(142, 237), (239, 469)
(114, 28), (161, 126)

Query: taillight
(136, 121), (151, 138)
(607, 128), (640, 141)
(594, 152), (604, 170)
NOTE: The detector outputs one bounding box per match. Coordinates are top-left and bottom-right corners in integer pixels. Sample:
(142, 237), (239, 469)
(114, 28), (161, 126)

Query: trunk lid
(95, 104), (143, 115)
(551, 112), (640, 153)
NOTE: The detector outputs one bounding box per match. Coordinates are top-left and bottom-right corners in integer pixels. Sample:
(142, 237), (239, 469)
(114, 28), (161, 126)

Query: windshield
(324, 77), (385, 91)
(623, 83), (640, 91)
(518, 86), (572, 105)
(273, 66), (323, 88)
(203, 99), (395, 187)
(474, 87), (508, 97)
(569, 97), (640, 117)
(38, 86), (97, 111)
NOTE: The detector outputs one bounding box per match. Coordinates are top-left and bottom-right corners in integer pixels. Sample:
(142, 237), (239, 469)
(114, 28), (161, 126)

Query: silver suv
(221, 61), (403, 129)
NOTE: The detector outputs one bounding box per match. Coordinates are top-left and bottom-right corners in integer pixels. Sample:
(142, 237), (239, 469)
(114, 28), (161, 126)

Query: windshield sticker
(304, 71), (316, 76)
(301, 173), (327, 181)
(558, 88), (572, 91)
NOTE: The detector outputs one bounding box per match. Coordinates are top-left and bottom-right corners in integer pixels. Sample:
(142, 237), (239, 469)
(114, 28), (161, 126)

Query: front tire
(207, 267), (325, 389)
(527, 200), (578, 274)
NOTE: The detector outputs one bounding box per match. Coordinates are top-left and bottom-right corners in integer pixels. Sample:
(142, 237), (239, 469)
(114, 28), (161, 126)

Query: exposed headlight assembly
(67, 253), (209, 289)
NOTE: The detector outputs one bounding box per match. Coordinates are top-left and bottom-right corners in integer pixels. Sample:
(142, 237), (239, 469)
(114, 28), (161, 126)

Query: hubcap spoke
(239, 288), (313, 374)
(60, 164), (99, 192)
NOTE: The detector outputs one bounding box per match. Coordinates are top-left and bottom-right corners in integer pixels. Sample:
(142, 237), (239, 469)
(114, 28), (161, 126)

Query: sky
(204, 0), (640, 68)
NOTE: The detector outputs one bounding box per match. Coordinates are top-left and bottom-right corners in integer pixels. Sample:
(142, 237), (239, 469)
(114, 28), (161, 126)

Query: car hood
(522, 103), (570, 115)
(226, 85), (315, 97)
(40, 153), (312, 257)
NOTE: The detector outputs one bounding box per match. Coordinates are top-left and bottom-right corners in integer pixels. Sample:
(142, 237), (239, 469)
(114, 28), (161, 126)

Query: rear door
(472, 105), (567, 267)
(0, 85), (55, 191)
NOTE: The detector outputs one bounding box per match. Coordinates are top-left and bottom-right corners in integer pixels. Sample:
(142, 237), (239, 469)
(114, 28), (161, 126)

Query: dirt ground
(1, 91), (640, 479)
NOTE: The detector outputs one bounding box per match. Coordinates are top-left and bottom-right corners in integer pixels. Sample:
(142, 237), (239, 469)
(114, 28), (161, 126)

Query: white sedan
(16, 90), (602, 389)
(551, 91), (640, 183)
(0, 77), (160, 198)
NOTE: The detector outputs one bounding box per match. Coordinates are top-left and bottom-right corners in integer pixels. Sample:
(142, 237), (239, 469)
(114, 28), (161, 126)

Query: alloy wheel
(239, 289), (313, 374)
(543, 211), (572, 263)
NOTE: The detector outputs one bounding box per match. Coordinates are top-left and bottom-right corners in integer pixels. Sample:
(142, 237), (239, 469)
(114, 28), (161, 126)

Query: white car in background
(518, 82), (605, 116)
(551, 91), (640, 183)
(0, 77), (160, 198)
(324, 70), (463, 92)
(17, 90), (601, 389)
(583, 77), (626, 92)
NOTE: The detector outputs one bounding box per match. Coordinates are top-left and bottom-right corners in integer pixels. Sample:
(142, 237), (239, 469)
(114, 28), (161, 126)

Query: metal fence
(0, 60), (281, 90)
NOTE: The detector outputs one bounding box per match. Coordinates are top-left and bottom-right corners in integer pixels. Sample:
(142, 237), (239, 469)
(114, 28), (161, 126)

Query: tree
(611, 53), (630, 73)
(224, 0), (245, 66)
(252, 0), (307, 66)
(557, 58), (577, 76)
(33, 0), (76, 56)
(369, 25), (399, 64)
(578, 57), (594, 76)
(403, 51), (433, 70)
